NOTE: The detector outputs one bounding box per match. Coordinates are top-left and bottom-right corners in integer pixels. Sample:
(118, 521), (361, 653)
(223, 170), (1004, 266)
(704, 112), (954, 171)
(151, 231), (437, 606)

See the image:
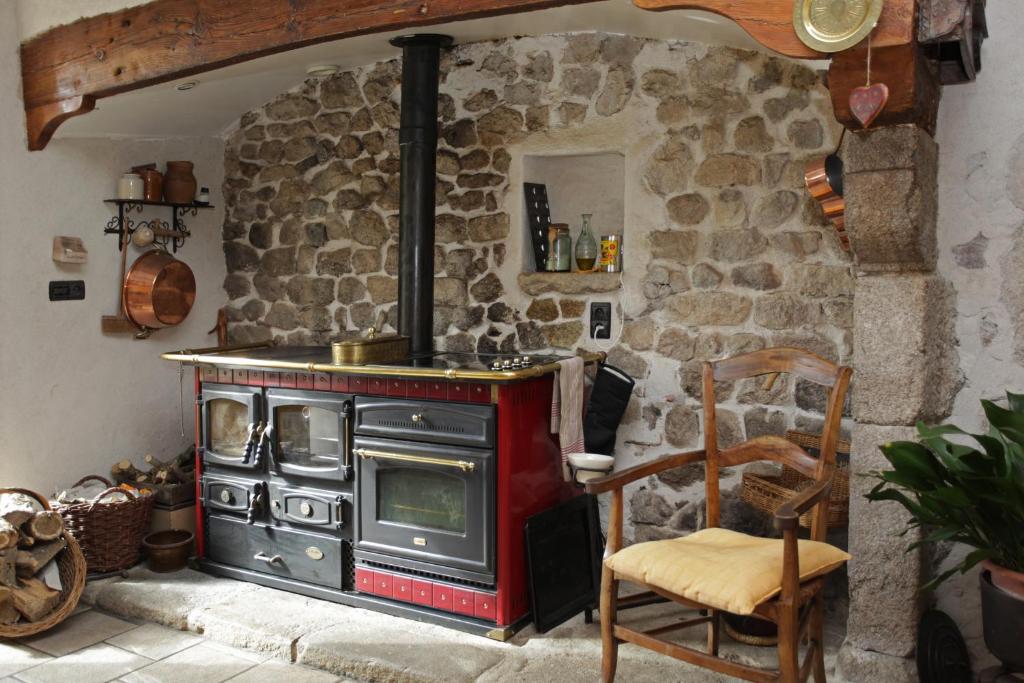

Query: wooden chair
(585, 347), (852, 683)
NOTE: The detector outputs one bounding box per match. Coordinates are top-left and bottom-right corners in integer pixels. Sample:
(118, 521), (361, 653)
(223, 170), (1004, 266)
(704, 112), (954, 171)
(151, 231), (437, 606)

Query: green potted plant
(866, 391), (1024, 672)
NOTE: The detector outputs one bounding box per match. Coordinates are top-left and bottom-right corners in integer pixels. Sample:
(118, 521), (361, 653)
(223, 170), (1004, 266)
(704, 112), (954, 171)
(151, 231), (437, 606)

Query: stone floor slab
(121, 642), (255, 683)
(0, 642), (51, 678)
(92, 568), (260, 630)
(295, 607), (507, 683)
(227, 659), (341, 683)
(189, 585), (352, 660)
(22, 609), (137, 657)
(15, 642), (150, 683)
(106, 623), (204, 660)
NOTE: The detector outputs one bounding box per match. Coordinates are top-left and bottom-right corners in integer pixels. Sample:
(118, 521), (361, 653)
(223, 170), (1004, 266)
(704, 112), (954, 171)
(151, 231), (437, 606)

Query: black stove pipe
(391, 34), (452, 357)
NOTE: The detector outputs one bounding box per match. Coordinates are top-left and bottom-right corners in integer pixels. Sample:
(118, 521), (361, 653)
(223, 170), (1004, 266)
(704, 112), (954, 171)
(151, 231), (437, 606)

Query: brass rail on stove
(353, 448), (476, 473)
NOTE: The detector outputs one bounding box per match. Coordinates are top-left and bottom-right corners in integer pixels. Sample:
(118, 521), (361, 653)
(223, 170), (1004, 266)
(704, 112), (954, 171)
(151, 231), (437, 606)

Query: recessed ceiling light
(175, 81), (198, 91)
(306, 64), (340, 77)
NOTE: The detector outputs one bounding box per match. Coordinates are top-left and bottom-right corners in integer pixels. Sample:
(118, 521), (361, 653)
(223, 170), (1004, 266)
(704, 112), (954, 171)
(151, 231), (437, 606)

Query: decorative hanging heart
(848, 82), (890, 128)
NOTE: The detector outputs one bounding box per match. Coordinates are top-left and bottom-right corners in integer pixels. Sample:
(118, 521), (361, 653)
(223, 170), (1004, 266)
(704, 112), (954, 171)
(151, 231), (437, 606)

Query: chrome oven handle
(253, 551), (283, 565)
(354, 447), (476, 473)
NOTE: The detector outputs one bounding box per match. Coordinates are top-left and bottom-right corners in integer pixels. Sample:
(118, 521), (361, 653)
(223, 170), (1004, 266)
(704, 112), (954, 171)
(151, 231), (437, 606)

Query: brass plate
(793, 0), (884, 53)
(305, 546), (324, 561)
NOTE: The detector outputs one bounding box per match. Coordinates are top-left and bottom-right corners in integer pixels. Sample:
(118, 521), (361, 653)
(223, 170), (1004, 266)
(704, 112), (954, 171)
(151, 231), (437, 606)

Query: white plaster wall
(0, 1), (227, 493)
(934, 0), (1024, 665)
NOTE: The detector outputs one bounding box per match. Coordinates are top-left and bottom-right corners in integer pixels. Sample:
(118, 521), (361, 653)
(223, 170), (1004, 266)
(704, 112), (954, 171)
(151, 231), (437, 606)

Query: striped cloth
(550, 356), (585, 481)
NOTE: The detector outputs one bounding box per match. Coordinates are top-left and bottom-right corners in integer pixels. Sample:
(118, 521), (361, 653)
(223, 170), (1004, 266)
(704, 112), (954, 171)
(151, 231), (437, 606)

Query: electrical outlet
(590, 302), (611, 339)
(49, 280), (85, 301)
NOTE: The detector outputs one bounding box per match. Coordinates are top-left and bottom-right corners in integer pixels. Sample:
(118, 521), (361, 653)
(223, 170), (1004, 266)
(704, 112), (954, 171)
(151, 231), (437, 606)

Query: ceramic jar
(140, 169), (163, 202)
(117, 173), (144, 200)
(163, 161), (197, 204)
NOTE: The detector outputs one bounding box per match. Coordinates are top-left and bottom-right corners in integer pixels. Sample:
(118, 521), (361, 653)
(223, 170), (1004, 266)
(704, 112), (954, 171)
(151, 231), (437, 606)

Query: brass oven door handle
(354, 448), (476, 473)
(253, 552), (283, 565)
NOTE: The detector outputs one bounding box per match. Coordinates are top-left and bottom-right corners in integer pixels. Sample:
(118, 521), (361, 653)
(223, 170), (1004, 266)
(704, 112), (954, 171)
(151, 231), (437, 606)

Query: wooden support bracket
(631, 0), (916, 59)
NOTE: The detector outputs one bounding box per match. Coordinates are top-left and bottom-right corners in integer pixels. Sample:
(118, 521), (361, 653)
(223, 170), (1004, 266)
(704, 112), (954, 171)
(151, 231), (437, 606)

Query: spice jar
(552, 224), (572, 272)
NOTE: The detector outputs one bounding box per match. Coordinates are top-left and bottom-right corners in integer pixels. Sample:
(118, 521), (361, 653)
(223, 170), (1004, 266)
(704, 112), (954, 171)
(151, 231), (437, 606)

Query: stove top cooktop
(377, 352), (567, 372)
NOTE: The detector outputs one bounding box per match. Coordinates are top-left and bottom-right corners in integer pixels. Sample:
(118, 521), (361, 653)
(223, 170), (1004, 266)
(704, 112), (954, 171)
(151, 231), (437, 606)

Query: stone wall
(220, 32), (849, 542)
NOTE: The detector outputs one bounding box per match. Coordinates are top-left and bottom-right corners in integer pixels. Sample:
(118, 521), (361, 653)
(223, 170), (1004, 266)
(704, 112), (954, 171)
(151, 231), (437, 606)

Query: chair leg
(707, 609), (720, 656)
(776, 604), (800, 683)
(811, 595), (827, 683)
(599, 566), (619, 683)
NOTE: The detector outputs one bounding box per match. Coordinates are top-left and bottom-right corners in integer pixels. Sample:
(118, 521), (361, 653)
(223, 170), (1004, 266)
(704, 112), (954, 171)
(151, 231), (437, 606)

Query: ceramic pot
(981, 570), (1024, 673)
(140, 169), (163, 202)
(163, 161), (197, 204)
(983, 560), (1024, 600)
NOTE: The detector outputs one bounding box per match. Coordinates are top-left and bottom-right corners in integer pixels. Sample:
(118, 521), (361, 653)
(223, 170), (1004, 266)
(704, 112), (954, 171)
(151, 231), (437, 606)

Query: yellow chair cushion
(605, 527), (850, 615)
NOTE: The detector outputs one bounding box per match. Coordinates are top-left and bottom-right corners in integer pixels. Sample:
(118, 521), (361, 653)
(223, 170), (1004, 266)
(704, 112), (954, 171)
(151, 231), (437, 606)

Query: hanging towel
(551, 356), (585, 481)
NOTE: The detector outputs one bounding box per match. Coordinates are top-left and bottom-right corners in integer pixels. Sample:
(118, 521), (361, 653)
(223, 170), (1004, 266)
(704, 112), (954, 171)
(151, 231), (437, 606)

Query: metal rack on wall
(103, 199), (214, 252)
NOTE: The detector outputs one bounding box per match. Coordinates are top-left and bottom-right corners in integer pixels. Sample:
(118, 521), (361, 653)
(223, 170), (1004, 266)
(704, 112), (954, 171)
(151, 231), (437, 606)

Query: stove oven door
(200, 384), (263, 471)
(354, 436), (494, 584)
(266, 389), (354, 482)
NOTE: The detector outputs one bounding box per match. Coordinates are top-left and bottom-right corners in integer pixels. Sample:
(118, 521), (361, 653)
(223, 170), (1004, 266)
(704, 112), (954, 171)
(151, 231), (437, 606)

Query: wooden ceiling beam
(20, 0), (597, 150)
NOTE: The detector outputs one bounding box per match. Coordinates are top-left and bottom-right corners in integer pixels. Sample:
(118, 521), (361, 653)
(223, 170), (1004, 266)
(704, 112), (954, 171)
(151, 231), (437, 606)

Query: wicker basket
(55, 475), (155, 574)
(739, 431), (851, 529)
(0, 488), (87, 638)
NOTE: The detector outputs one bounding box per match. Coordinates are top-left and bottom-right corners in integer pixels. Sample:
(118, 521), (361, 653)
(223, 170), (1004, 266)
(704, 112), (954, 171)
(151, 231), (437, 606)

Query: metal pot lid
(793, 0), (885, 53)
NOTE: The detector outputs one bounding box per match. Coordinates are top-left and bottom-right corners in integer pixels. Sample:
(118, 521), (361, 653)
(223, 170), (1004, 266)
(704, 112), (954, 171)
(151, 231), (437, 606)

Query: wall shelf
(103, 199), (214, 253)
(518, 272), (623, 296)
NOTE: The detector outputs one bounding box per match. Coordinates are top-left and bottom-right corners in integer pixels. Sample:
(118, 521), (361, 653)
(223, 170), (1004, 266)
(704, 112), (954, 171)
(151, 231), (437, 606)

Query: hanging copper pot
(122, 250), (196, 329)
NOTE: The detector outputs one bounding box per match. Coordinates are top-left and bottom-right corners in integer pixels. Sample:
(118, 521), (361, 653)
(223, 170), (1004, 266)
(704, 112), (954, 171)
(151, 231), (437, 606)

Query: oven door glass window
(208, 399), (250, 459)
(275, 405), (341, 471)
(377, 469), (466, 534)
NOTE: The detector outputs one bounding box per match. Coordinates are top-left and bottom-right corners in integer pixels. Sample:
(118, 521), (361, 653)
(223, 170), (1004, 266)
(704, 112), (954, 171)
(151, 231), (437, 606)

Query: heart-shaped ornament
(849, 82), (890, 128)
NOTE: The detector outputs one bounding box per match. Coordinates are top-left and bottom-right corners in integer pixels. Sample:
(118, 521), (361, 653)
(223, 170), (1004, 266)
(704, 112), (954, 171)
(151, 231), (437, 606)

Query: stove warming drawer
(206, 515), (344, 590)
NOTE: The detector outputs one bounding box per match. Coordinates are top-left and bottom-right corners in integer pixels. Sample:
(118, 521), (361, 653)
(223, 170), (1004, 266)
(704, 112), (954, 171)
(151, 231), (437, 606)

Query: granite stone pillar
(838, 125), (961, 682)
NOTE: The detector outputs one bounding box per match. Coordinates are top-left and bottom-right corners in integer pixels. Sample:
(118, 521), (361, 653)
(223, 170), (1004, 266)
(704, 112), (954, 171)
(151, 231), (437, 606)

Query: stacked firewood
(0, 493), (66, 624)
(111, 448), (194, 488)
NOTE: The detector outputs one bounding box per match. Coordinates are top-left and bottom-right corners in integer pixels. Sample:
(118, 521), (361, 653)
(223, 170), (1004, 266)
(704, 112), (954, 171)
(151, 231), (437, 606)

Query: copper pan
(122, 250), (196, 329)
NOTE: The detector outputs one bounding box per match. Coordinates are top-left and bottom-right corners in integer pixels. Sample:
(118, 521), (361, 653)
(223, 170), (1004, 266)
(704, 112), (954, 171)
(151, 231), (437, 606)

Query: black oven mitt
(582, 364), (635, 455)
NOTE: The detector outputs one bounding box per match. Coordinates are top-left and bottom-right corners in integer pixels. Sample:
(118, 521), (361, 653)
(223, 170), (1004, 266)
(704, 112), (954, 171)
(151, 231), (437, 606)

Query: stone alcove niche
(520, 150), (626, 273)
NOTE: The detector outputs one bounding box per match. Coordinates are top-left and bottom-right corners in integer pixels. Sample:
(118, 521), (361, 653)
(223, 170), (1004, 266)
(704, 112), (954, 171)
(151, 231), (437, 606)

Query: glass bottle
(554, 225), (572, 272)
(575, 213), (598, 272)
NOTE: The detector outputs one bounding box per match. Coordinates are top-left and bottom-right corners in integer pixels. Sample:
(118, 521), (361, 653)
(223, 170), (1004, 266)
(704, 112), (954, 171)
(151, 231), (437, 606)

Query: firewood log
(0, 519), (18, 550)
(18, 529), (35, 548)
(0, 586), (18, 624)
(25, 511), (63, 542)
(15, 539), (66, 577)
(12, 577), (60, 622)
(0, 493), (36, 527)
(112, 459), (149, 484)
(0, 548), (16, 587)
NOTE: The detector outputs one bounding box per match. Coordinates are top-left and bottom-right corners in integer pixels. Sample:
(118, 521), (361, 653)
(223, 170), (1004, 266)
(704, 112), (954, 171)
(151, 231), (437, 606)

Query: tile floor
(0, 606), (360, 683)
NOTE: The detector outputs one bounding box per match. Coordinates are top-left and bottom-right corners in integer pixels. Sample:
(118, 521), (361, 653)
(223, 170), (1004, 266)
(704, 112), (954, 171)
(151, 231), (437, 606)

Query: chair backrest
(701, 347), (852, 542)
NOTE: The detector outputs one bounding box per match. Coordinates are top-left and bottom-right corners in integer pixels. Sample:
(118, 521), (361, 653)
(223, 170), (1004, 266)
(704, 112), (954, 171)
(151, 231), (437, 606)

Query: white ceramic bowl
(568, 453), (615, 483)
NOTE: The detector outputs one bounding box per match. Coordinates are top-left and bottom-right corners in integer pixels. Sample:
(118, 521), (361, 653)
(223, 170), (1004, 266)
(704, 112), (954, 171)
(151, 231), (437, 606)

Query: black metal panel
(268, 481), (350, 533)
(391, 34), (453, 356)
(206, 515), (344, 590)
(199, 383), (263, 471)
(266, 388), (354, 483)
(354, 435), (495, 582)
(202, 473), (262, 516)
(354, 398), (495, 449)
